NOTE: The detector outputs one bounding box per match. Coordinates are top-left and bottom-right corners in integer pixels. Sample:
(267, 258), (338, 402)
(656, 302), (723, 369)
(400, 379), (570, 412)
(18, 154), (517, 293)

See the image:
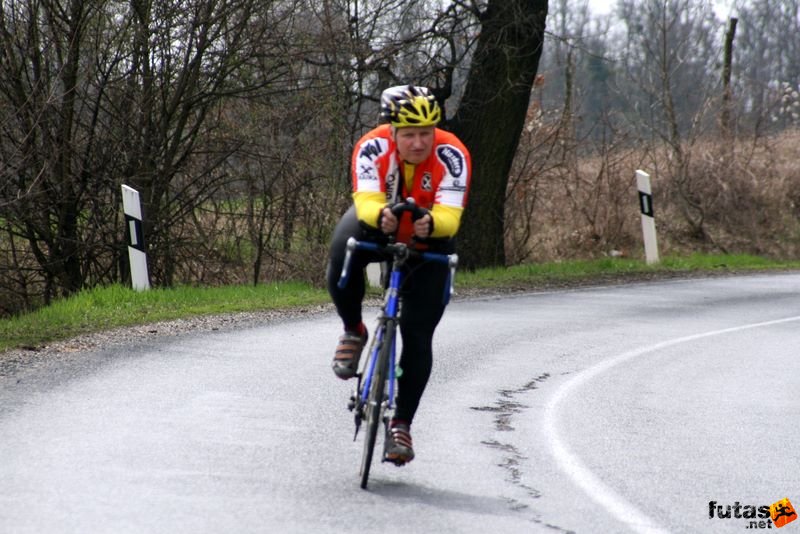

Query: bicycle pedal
(347, 387), (360, 412)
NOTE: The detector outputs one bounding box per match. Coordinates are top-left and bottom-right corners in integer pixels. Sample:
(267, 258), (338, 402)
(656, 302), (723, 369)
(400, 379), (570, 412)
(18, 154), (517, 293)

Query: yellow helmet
(380, 85), (442, 127)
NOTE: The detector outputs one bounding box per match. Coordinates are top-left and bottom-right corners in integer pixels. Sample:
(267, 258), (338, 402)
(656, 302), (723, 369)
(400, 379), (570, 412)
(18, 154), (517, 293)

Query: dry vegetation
(506, 125), (800, 264)
(2, 0), (798, 318)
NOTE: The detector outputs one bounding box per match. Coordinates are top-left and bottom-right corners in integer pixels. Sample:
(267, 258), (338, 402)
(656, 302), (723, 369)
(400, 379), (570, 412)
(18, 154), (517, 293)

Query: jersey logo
(436, 145), (465, 178)
(359, 140), (381, 160)
(421, 172), (433, 191)
(359, 138), (388, 161)
(356, 138), (389, 189)
(385, 168), (400, 203)
(358, 163), (378, 181)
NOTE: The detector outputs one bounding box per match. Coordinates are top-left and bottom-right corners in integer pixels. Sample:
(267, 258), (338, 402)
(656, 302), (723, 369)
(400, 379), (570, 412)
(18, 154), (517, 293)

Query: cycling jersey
(351, 124), (471, 244)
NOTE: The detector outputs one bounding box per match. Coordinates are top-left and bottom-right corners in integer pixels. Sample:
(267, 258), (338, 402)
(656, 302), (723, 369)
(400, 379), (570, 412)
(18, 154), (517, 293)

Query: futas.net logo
(709, 498), (797, 529)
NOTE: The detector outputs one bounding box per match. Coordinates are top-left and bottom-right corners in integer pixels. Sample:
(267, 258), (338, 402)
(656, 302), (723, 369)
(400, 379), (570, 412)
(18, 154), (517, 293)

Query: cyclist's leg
(327, 206), (389, 324)
(385, 259), (448, 462)
(327, 206), (369, 328)
(393, 258), (449, 425)
(326, 206), (383, 377)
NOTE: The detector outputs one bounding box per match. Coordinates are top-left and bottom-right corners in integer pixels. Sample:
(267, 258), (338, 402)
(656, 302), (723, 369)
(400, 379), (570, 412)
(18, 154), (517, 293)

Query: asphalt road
(1, 273), (799, 533)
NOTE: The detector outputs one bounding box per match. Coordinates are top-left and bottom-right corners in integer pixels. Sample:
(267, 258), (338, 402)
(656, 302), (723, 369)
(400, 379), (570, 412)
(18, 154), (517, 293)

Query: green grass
(2, 253), (799, 353)
(0, 282), (326, 352)
(455, 253), (799, 288)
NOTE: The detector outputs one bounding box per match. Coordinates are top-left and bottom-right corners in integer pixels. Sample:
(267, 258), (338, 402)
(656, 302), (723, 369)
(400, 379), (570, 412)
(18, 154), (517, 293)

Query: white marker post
(366, 263), (382, 288)
(635, 170), (660, 265)
(121, 185), (150, 290)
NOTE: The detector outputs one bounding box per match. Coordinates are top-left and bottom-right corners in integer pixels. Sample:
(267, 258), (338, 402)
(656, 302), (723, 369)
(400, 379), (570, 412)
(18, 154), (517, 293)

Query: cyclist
(326, 84), (472, 465)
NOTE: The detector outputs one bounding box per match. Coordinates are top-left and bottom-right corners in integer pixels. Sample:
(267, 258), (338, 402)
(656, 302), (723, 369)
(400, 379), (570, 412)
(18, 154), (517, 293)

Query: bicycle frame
(337, 235), (457, 486)
(339, 236), (457, 414)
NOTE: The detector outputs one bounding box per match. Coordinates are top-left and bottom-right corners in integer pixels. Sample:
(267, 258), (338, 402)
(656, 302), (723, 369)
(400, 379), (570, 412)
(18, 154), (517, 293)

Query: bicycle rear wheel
(359, 321), (394, 489)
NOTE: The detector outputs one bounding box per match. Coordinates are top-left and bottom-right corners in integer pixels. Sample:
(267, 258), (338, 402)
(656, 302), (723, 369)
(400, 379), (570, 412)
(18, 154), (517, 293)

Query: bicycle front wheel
(359, 321), (394, 489)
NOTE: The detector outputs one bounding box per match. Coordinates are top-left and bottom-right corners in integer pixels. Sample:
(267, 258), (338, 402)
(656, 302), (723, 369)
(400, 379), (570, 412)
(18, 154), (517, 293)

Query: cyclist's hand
(413, 213), (432, 239)
(380, 208), (398, 234)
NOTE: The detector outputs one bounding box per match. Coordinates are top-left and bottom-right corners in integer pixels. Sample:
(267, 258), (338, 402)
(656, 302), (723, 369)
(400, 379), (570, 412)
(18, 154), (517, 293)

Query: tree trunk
(720, 17), (738, 140)
(448, 0), (548, 269)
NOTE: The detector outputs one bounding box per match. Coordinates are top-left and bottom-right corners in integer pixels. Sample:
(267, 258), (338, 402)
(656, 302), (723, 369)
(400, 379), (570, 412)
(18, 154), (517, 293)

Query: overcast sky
(586, 0), (736, 19)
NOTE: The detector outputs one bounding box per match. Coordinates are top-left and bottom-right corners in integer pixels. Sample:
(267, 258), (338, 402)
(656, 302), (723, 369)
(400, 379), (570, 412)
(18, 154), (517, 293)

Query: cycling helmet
(380, 85), (442, 127)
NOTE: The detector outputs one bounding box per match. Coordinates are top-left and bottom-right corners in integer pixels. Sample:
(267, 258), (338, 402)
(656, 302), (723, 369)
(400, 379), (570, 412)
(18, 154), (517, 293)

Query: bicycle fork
(348, 315), (398, 442)
(347, 263), (403, 442)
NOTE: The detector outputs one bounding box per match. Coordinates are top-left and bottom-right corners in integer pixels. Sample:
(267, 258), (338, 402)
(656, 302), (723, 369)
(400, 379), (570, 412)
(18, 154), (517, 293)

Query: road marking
(543, 315), (800, 533)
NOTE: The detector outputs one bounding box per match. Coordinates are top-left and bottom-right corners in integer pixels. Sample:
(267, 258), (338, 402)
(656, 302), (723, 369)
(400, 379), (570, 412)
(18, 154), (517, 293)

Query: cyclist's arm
(429, 204), (463, 238)
(353, 191), (386, 228)
(351, 130), (392, 229)
(430, 142), (471, 238)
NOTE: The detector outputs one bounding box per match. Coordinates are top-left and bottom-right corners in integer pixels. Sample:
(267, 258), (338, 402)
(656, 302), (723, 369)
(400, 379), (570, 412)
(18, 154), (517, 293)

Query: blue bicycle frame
(337, 236), (457, 427)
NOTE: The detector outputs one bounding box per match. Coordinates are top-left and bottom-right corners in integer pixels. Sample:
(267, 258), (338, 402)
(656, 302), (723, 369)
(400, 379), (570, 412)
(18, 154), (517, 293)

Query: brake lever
(448, 253), (458, 297)
(337, 237), (358, 289)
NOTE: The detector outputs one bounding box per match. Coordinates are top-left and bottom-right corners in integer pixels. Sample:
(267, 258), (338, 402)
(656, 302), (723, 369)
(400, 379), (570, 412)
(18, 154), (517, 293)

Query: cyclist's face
(393, 126), (435, 164)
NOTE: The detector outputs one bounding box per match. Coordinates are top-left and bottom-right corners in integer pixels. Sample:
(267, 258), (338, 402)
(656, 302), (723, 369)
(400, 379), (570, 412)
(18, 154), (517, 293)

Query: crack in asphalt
(471, 372), (576, 533)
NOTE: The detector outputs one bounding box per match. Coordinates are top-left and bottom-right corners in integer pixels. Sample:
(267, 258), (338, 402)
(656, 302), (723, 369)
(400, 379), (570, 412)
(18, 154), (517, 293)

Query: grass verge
(0, 282), (326, 353)
(454, 253), (799, 288)
(2, 254), (799, 353)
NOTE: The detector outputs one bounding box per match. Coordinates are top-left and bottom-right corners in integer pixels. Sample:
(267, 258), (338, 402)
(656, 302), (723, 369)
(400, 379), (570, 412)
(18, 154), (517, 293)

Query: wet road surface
(2, 273), (799, 533)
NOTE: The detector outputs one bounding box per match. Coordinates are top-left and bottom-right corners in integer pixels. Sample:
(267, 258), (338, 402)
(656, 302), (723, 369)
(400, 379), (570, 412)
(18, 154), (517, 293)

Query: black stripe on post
(125, 214), (145, 252)
(639, 191), (654, 217)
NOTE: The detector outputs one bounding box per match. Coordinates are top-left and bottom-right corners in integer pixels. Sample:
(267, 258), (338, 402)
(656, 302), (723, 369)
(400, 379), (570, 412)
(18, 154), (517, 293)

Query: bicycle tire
(359, 320), (395, 489)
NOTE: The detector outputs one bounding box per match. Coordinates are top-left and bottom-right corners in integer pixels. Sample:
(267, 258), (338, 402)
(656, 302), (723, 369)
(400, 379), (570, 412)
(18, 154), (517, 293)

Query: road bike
(337, 199), (458, 489)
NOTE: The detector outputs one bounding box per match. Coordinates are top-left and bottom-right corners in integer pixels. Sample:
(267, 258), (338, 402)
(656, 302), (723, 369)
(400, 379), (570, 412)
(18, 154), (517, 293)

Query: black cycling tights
(327, 206), (449, 425)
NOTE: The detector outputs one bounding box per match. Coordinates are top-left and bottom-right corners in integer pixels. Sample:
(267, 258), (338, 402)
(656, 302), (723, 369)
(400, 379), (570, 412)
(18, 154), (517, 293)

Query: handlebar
(390, 197), (429, 222)
(337, 236), (458, 305)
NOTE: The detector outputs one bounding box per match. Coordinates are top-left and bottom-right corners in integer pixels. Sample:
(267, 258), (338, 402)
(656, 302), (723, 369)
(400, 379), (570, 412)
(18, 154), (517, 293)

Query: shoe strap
(390, 426), (413, 448)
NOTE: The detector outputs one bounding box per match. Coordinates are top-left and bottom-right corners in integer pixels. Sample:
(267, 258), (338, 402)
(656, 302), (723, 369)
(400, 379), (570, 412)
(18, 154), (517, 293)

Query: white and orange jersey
(351, 124), (472, 245)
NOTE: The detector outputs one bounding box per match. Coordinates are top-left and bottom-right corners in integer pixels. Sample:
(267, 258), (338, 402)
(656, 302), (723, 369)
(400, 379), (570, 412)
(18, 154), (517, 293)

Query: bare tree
(733, 0), (800, 133)
(615, 0), (721, 241)
(720, 16), (738, 139)
(0, 0), (289, 306)
(449, 0), (549, 269)
(0, 0), (124, 302)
